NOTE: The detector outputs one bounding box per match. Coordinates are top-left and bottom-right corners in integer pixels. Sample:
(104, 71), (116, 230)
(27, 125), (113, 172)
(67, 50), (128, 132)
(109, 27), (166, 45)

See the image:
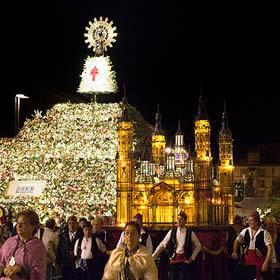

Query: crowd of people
(0, 209), (279, 280)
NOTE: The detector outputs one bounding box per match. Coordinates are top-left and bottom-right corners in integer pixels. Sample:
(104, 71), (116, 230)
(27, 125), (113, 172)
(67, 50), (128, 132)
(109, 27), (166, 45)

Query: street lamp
(14, 94), (29, 135)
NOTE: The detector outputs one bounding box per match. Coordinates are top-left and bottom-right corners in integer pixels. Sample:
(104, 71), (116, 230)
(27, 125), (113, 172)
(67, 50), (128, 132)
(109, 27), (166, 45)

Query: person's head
(83, 221), (93, 238)
(79, 217), (88, 229)
(6, 221), (13, 231)
(248, 211), (261, 230)
(67, 216), (78, 233)
(124, 221), (141, 252)
(264, 216), (276, 233)
(58, 217), (65, 225)
(16, 210), (40, 240)
(45, 218), (56, 230)
(2, 221), (13, 234)
(132, 213), (143, 228)
(233, 215), (243, 226)
(177, 211), (187, 228)
(91, 217), (103, 232)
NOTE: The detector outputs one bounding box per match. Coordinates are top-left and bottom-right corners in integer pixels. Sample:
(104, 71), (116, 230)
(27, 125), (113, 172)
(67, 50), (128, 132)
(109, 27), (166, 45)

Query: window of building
(240, 168), (248, 176)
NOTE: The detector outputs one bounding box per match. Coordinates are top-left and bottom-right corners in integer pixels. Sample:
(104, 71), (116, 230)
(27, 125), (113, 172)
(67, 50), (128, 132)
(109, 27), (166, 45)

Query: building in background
(116, 95), (234, 227)
(234, 144), (280, 198)
(233, 143), (280, 217)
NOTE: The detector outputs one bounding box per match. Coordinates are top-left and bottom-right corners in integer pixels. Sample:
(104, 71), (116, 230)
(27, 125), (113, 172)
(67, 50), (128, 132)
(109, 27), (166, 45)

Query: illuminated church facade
(116, 95), (234, 227)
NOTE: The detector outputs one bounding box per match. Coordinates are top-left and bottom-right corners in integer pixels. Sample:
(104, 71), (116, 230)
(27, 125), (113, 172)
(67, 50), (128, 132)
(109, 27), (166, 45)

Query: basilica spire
(120, 84), (129, 121)
(175, 120), (184, 147)
(196, 91), (208, 121)
(176, 120), (182, 135)
(221, 100), (229, 131)
(153, 104), (162, 135)
(152, 104), (166, 166)
(219, 99), (232, 140)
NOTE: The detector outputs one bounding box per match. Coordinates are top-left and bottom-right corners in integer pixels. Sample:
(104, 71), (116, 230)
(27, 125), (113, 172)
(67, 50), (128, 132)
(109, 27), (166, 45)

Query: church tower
(194, 94), (211, 160)
(116, 91), (134, 225)
(152, 105), (166, 173)
(174, 120), (188, 169)
(218, 101), (234, 223)
(193, 94), (212, 224)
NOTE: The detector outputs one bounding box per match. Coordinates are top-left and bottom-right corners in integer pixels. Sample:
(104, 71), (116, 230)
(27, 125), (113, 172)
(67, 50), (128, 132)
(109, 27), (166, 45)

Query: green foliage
(259, 195), (280, 220)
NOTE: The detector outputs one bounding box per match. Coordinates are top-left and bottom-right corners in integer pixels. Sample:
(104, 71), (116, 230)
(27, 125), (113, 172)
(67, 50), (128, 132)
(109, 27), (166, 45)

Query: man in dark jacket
(56, 215), (83, 280)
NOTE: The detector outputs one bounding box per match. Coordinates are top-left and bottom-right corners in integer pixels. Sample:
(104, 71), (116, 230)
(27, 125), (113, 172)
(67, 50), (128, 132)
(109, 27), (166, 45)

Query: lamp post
(14, 94), (29, 135)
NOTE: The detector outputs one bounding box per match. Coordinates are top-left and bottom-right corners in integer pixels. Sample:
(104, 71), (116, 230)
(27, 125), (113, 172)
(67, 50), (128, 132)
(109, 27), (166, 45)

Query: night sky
(1, 2), (279, 160)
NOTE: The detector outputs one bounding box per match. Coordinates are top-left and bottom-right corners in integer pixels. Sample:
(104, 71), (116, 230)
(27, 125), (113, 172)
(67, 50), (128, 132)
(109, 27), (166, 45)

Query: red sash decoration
(169, 253), (188, 264)
(244, 249), (266, 280)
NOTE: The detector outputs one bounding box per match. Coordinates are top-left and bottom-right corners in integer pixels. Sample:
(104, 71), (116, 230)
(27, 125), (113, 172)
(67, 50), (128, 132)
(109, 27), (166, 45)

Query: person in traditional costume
(0, 209), (47, 279)
(152, 211), (201, 280)
(116, 214), (153, 254)
(232, 210), (273, 280)
(74, 221), (107, 280)
(102, 221), (158, 280)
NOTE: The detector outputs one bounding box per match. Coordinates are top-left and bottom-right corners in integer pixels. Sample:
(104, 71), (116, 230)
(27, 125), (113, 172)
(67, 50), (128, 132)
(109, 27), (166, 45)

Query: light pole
(14, 94), (29, 135)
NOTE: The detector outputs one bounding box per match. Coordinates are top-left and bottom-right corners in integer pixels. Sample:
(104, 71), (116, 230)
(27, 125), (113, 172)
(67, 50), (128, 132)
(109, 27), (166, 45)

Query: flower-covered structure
(0, 102), (152, 220)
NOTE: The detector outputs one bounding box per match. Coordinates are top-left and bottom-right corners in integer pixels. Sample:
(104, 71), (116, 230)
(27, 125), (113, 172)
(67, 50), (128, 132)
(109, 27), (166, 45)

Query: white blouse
(236, 226), (272, 249)
(74, 237), (106, 259)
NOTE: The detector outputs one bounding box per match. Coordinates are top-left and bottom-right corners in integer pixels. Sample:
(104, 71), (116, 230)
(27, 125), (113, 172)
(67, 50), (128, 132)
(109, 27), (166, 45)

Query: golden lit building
(216, 101), (234, 224)
(116, 95), (234, 226)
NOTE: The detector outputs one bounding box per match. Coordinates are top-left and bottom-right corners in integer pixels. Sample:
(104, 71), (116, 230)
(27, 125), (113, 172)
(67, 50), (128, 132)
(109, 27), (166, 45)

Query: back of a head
(264, 216), (277, 232)
(133, 213), (143, 226)
(92, 216), (103, 225)
(234, 215), (243, 225)
(3, 221), (13, 232)
(79, 217), (87, 223)
(45, 218), (56, 229)
(67, 215), (77, 223)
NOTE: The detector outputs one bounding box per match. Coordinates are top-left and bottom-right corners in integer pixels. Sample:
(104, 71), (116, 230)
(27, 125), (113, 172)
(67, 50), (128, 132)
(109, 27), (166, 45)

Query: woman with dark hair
(102, 221), (158, 280)
(232, 211), (273, 280)
(0, 209), (47, 279)
(116, 214), (153, 254)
